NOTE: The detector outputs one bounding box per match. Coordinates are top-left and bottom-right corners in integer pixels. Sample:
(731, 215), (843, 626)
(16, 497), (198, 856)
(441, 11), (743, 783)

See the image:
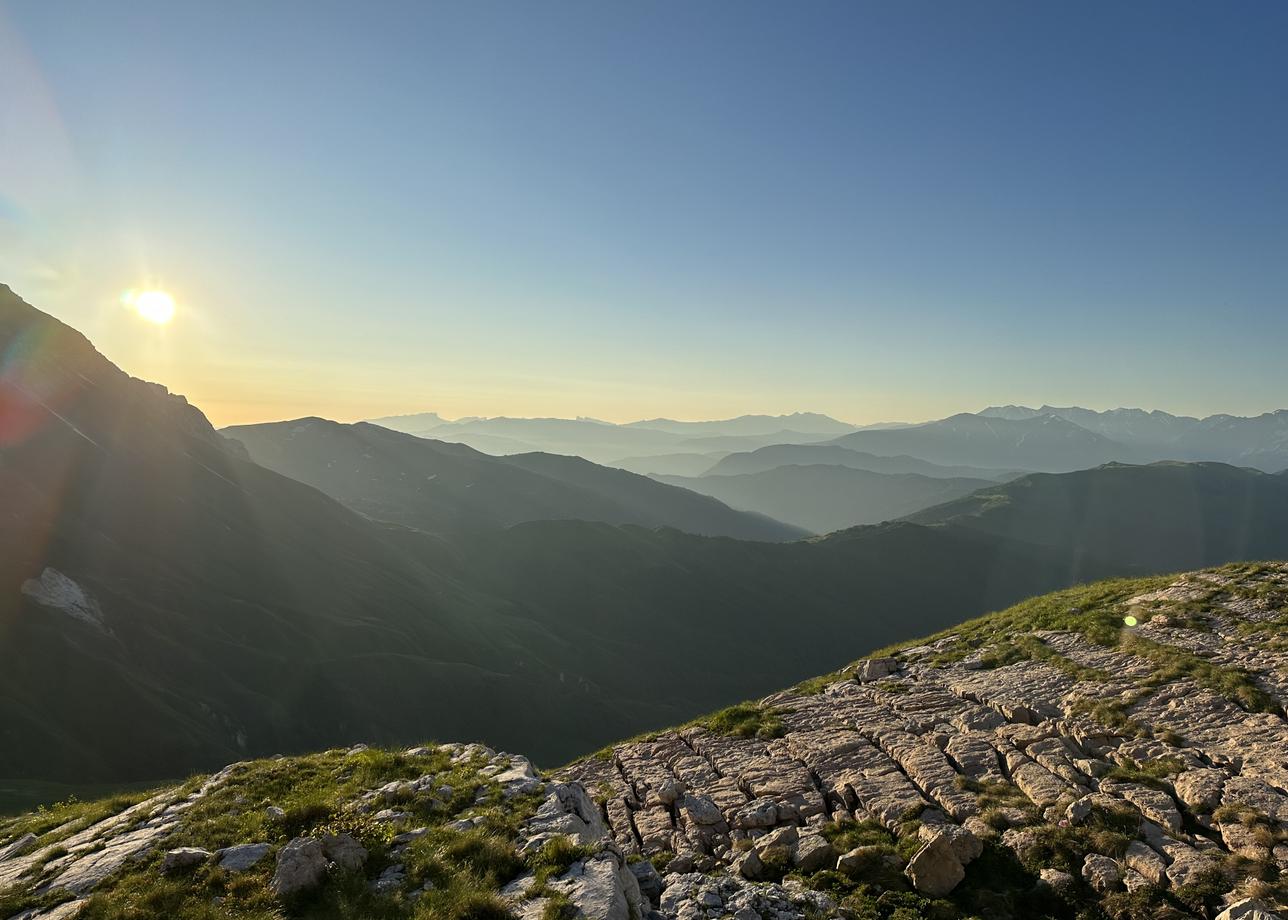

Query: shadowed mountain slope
(6, 284), (1288, 800)
(223, 419), (805, 541)
(902, 461), (1288, 575)
(3, 565), (1284, 920)
(608, 451), (729, 477)
(656, 465), (992, 534)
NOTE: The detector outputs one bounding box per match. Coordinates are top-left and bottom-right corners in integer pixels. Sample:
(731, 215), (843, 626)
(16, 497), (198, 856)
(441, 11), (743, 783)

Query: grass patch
(1122, 634), (1283, 715)
(61, 744), (546, 920)
(701, 702), (787, 740)
(820, 817), (894, 852)
(527, 835), (596, 895)
(1102, 756), (1184, 792)
(1066, 695), (1150, 738)
(0, 789), (159, 849)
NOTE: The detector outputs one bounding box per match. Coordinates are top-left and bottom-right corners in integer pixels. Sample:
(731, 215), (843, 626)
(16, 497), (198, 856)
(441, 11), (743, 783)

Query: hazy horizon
(4, 1), (1287, 427)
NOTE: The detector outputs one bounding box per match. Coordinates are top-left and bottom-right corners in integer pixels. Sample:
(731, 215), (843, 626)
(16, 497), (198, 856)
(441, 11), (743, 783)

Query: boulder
(270, 837), (328, 898)
(732, 798), (778, 829)
(1038, 867), (1077, 897)
(918, 822), (982, 865)
(836, 845), (900, 878)
(523, 783), (609, 850)
(0, 833), (39, 861)
(753, 825), (798, 854)
(655, 778), (685, 806)
(561, 854), (634, 920)
(216, 842), (270, 872)
(855, 657), (899, 682)
(679, 795), (723, 827)
(1124, 840), (1167, 886)
(904, 833), (965, 897)
(1081, 853), (1122, 892)
(321, 832), (368, 871)
(731, 847), (764, 880)
(793, 833), (834, 873)
(1215, 899), (1285, 920)
(162, 847), (211, 872)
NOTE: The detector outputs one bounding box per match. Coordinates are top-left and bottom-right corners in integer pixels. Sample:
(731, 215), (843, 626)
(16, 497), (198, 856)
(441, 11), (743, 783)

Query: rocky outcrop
(2, 565), (1286, 920)
(563, 565), (1288, 917)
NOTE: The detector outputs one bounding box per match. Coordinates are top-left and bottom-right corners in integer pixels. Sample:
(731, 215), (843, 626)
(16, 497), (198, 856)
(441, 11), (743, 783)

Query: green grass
(701, 702), (788, 740)
(1066, 694), (1150, 737)
(0, 788), (161, 848)
(791, 573), (1178, 695)
(820, 818), (895, 852)
(27, 744), (550, 920)
(1102, 756), (1184, 792)
(526, 835), (596, 896)
(0, 882), (74, 918)
(1122, 634), (1283, 715)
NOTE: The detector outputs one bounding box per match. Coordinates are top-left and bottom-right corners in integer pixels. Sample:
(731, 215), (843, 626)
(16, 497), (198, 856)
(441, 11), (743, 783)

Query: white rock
(216, 842), (270, 872)
(905, 832), (965, 897)
(270, 837), (327, 897)
(162, 847), (211, 872)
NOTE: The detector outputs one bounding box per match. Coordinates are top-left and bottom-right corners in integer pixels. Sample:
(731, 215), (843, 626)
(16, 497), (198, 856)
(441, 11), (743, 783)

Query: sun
(121, 289), (176, 324)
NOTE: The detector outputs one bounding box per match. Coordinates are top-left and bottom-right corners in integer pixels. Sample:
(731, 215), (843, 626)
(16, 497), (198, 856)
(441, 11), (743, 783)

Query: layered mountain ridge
(222, 418), (806, 541)
(6, 283), (1288, 795)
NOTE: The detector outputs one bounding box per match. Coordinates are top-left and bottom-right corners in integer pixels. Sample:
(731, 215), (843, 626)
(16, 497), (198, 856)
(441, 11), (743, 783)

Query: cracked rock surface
(2, 564), (1286, 919)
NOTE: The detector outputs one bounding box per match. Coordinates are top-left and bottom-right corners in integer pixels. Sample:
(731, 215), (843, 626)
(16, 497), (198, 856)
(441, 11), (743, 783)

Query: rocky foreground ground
(1, 563), (1286, 919)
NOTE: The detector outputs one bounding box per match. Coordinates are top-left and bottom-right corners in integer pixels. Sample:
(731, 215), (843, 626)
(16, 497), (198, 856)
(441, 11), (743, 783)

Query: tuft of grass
(1102, 756), (1184, 792)
(527, 835), (596, 895)
(1066, 695), (1150, 738)
(701, 702), (787, 740)
(820, 817), (894, 852)
(540, 891), (578, 920)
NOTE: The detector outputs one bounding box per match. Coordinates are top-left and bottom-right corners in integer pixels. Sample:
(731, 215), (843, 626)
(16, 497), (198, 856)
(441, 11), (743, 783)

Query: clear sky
(2, 1), (1286, 427)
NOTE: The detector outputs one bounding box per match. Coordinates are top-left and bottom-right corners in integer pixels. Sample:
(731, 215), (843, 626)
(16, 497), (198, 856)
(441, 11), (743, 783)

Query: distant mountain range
(6, 282), (1288, 789)
(367, 411), (860, 465)
(377, 404), (1288, 478)
(979, 404), (1288, 470)
(224, 418), (805, 542)
(828, 412), (1126, 473)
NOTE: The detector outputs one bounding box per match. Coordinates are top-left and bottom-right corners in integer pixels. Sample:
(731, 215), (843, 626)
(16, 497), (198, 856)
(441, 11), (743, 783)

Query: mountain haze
(223, 418), (804, 541)
(829, 413), (1128, 472)
(706, 443), (1023, 480)
(7, 284), (1288, 801)
(980, 404), (1288, 471)
(657, 466), (993, 534)
(368, 413), (849, 465)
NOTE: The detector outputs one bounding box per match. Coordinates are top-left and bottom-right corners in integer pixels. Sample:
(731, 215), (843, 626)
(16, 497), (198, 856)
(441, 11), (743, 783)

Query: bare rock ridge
(563, 563), (1288, 919)
(1, 564), (1285, 919)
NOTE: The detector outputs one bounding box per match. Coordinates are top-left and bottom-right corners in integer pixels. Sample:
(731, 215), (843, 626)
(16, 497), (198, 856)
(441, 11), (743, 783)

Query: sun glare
(122, 289), (176, 324)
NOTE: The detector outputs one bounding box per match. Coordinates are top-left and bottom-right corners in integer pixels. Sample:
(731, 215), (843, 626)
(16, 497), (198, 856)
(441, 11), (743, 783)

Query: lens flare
(1123, 615), (1138, 627)
(121, 289), (176, 324)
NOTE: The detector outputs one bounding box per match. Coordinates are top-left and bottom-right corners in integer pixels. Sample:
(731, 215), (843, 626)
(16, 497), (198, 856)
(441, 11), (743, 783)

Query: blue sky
(2, 1), (1286, 425)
